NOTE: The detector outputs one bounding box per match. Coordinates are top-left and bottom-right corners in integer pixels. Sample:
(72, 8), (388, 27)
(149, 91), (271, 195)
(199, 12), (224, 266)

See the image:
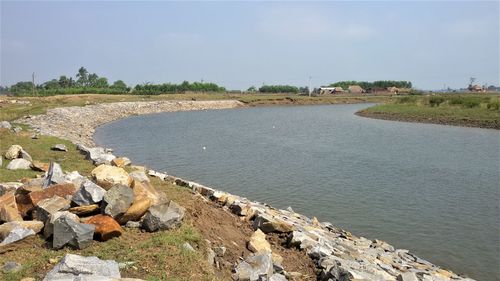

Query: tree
(76, 67), (89, 87)
(95, 77), (109, 88)
(42, 79), (60, 89)
(58, 76), (71, 88)
(87, 73), (99, 87)
(111, 80), (128, 90)
(247, 86), (257, 92)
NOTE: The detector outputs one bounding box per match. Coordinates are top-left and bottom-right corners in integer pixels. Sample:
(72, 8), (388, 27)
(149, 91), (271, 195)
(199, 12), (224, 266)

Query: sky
(1, 1), (499, 90)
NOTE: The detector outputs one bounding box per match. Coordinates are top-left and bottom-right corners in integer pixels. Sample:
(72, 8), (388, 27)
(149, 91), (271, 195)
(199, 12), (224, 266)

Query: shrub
(487, 100), (500, 111)
(428, 96), (445, 107)
(397, 96), (417, 104)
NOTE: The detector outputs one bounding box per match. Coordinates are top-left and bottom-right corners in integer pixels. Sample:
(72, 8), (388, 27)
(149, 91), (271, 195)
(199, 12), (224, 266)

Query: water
(95, 104), (500, 281)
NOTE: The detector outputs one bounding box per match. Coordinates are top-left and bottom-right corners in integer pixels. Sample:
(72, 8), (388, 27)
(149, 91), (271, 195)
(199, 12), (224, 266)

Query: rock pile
(148, 171), (476, 281)
(19, 100), (244, 147)
(0, 148), (184, 252)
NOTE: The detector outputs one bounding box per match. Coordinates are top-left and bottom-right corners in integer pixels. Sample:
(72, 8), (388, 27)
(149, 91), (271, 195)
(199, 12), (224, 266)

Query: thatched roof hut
(348, 85), (364, 94)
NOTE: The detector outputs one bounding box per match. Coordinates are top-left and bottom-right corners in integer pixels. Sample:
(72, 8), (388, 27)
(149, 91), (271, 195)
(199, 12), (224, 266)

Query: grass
(0, 93), (393, 122)
(0, 129), (95, 182)
(0, 128), (216, 280)
(359, 94), (500, 129)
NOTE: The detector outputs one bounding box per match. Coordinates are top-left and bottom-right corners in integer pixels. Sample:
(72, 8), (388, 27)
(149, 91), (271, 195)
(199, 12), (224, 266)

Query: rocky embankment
(4, 101), (478, 281)
(18, 100), (244, 147)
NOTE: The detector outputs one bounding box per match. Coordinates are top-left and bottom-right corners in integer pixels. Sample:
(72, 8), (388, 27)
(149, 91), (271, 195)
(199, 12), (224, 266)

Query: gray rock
(0, 121), (12, 129)
(52, 144), (68, 151)
(86, 147), (116, 165)
(397, 272), (419, 281)
(207, 248), (216, 266)
(129, 171), (150, 183)
(12, 126), (22, 133)
(102, 185), (134, 219)
(142, 200), (185, 232)
(52, 215), (95, 249)
(233, 253), (273, 281)
(19, 149), (32, 162)
(269, 273), (287, 281)
(0, 226), (35, 246)
(72, 180), (107, 206)
(2, 261), (21, 273)
(213, 246), (226, 257)
(6, 158), (31, 170)
(33, 196), (71, 223)
(64, 171), (85, 187)
(43, 211), (79, 238)
(43, 254), (120, 281)
(125, 221), (141, 228)
(44, 162), (65, 186)
(181, 242), (195, 252)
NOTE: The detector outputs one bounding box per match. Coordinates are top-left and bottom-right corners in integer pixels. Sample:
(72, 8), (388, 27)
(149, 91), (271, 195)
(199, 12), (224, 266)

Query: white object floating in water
(272, 126), (276, 129)
(202, 146), (206, 150)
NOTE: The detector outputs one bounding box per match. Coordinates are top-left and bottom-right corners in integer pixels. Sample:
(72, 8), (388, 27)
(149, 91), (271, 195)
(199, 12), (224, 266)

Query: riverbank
(357, 95), (500, 130)
(0, 99), (478, 280)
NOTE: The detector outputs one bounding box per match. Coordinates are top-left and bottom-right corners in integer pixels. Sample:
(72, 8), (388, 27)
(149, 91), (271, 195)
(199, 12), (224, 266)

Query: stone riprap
(149, 171), (476, 281)
(18, 100), (244, 147)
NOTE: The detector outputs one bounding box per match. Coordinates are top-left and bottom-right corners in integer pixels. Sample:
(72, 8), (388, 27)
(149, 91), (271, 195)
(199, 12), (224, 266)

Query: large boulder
(248, 229), (271, 254)
(0, 226), (35, 246)
(43, 211), (79, 238)
(19, 149), (33, 162)
(85, 215), (122, 241)
(118, 198), (151, 224)
(0, 182), (23, 196)
(72, 180), (107, 206)
(84, 147), (116, 165)
(4, 145), (22, 160)
(0, 221), (44, 240)
(233, 253), (273, 281)
(29, 183), (76, 206)
(52, 215), (95, 249)
(142, 201), (185, 232)
(33, 196), (71, 223)
(43, 254), (120, 281)
(91, 165), (132, 190)
(253, 213), (293, 233)
(102, 185), (134, 219)
(31, 160), (50, 172)
(6, 159), (31, 170)
(44, 162), (66, 185)
(129, 170), (150, 183)
(0, 192), (23, 222)
(132, 180), (166, 206)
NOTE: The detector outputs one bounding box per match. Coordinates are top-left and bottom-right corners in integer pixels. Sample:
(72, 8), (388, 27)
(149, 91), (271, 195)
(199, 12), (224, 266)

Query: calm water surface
(95, 104), (500, 281)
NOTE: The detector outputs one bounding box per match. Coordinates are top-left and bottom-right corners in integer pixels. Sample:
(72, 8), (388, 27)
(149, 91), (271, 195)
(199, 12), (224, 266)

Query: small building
(387, 86), (399, 93)
(319, 87), (344, 95)
(468, 85), (484, 92)
(348, 85), (364, 94)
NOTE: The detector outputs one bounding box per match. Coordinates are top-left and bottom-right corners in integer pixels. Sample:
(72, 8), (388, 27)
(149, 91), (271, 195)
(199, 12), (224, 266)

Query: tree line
(3, 67), (226, 96)
(329, 80), (412, 89)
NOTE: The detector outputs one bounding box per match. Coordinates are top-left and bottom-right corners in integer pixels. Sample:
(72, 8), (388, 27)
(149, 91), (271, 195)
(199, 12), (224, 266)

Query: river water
(95, 104), (500, 281)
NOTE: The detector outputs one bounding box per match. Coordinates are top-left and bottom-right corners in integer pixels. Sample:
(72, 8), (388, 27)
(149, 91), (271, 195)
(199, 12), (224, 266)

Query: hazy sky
(1, 1), (499, 90)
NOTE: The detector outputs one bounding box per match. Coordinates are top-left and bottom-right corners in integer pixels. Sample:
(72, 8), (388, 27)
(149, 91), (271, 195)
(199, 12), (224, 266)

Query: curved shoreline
(356, 110), (500, 130)
(17, 100), (476, 281)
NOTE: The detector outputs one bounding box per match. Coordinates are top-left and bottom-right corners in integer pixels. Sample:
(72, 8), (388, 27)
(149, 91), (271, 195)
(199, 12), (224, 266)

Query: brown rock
(0, 192), (23, 222)
(91, 165), (133, 190)
(132, 180), (166, 206)
(118, 198), (151, 224)
(111, 157), (131, 168)
(247, 229), (271, 253)
(5, 145), (22, 159)
(85, 215), (123, 241)
(28, 183), (76, 206)
(30, 160), (49, 172)
(68, 204), (100, 216)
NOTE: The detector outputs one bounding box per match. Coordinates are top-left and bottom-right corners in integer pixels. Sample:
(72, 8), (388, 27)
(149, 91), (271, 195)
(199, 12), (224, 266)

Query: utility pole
(308, 76), (312, 97)
(32, 72), (36, 96)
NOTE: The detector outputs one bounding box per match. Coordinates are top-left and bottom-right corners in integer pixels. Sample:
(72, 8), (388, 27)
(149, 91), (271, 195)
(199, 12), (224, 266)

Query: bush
(397, 96), (417, 104)
(448, 96), (486, 108)
(258, 85), (299, 93)
(487, 100), (500, 111)
(428, 96), (445, 107)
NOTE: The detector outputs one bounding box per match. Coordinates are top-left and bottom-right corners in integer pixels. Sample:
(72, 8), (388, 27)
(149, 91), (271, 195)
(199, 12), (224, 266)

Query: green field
(358, 94), (500, 129)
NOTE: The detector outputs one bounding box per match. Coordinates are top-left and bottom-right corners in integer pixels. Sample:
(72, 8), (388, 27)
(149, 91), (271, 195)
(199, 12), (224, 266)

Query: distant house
(468, 84), (484, 92)
(348, 85), (364, 94)
(319, 87), (344, 95)
(387, 86), (399, 93)
(366, 87), (387, 94)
